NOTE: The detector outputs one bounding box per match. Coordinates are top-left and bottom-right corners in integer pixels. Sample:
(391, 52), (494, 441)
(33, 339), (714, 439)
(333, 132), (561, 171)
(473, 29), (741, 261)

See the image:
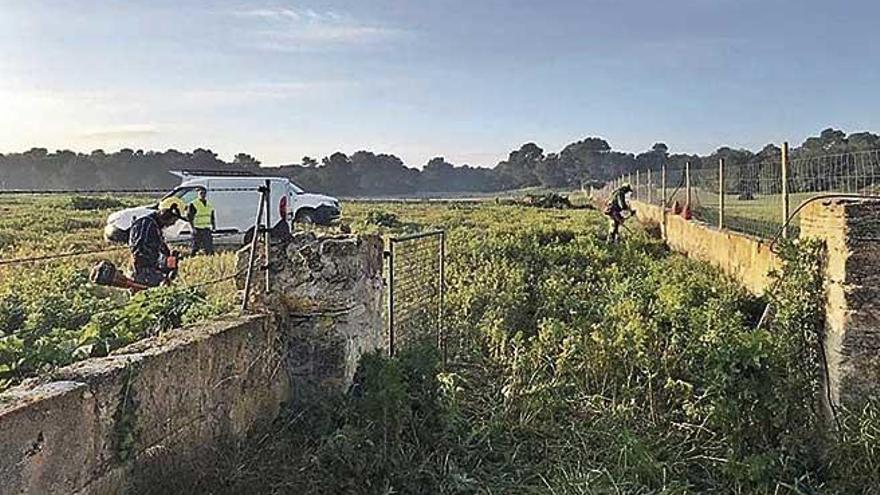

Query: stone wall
(0, 233), (386, 494)
(238, 232), (385, 394)
(631, 200), (781, 294)
(800, 198), (880, 412)
(0, 315), (285, 495)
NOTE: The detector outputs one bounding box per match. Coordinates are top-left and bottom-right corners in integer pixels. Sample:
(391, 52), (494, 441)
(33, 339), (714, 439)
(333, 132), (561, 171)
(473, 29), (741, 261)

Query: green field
(689, 190), (820, 238)
(2, 196), (878, 493)
(630, 187), (820, 238)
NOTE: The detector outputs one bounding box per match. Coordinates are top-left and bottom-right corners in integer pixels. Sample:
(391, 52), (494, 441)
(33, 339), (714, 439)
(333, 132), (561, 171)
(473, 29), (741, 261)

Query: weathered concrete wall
(238, 232), (385, 394)
(0, 315), (286, 495)
(0, 233), (386, 495)
(800, 198), (880, 411)
(631, 200), (781, 294)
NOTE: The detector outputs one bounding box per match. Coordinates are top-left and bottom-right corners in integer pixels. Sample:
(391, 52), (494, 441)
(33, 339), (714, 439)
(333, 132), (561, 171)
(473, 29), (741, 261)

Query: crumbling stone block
(237, 232), (385, 393)
(801, 198), (880, 415)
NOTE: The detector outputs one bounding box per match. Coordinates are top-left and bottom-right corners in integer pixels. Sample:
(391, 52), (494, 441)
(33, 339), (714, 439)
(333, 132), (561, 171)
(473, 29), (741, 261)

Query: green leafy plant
(363, 210), (401, 228)
(68, 195), (127, 211)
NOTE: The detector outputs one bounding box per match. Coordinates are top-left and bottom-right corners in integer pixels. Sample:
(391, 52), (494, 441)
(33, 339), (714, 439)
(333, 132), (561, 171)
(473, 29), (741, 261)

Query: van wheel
(295, 209), (315, 224)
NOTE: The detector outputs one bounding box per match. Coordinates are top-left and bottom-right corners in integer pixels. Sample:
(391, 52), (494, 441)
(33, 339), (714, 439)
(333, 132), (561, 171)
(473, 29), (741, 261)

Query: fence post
(264, 179), (271, 293)
(241, 185), (268, 314)
(782, 142), (790, 238)
(387, 242), (395, 357)
(635, 170), (640, 200)
(439, 232), (446, 368)
(718, 158), (725, 229)
(661, 164), (667, 208)
(647, 168), (653, 204)
(685, 160), (691, 210)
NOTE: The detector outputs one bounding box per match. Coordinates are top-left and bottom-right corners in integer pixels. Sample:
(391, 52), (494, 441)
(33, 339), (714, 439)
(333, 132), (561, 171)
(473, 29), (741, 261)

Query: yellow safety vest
(190, 199), (214, 229)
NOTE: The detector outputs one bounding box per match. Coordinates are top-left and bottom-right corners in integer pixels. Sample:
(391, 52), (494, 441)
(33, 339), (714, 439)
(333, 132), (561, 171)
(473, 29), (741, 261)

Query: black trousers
(192, 228), (214, 255)
(133, 265), (165, 288)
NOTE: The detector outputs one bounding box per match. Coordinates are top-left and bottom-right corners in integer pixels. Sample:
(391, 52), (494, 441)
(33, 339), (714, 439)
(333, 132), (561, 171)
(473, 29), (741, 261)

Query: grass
(3, 194), (879, 493)
(635, 188), (816, 238)
(0, 194), (240, 303)
(172, 202), (880, 494)
(0, 195), (596, 390)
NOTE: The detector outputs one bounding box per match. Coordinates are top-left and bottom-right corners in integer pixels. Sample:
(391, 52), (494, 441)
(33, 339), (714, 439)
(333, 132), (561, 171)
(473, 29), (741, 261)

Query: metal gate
(386, 230), (445, 360)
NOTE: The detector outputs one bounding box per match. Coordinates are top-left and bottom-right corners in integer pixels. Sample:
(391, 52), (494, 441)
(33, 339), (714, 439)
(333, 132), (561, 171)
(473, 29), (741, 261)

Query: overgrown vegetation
(186, 203), (879, 494)
(363, 210), (402, 228)
(68, 195), (127, 211)
(2, 195), (878, 493)
(0, 264), (228, 389)
(0, 194), (243, 391)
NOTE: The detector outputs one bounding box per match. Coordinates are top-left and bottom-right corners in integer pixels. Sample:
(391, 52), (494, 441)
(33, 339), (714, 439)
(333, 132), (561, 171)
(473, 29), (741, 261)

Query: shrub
(363, 210), (401, 227)
(0, 265), (224, 390)
(68, 196), (126, 210)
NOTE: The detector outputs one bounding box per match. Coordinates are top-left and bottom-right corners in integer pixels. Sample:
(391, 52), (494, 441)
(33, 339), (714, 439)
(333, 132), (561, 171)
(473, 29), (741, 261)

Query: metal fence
(600, 145), (880, 240)
(385, 230), (445, 360)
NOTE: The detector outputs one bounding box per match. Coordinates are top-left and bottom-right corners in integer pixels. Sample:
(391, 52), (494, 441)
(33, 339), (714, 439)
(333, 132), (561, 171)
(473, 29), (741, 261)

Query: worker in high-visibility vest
(186, 186), (216, 255)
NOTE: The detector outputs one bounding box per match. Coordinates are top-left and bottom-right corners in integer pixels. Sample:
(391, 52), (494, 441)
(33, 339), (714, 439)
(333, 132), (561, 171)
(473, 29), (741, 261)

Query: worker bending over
(604, 183), (634, 244)
(187, 186), (216, 255)
(129, 198), (183, 288)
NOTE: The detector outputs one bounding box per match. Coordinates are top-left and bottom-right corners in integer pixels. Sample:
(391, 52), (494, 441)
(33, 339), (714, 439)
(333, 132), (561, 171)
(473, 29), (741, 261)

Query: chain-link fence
(597, 146), (880, 240)
(386, 231), (445, 360)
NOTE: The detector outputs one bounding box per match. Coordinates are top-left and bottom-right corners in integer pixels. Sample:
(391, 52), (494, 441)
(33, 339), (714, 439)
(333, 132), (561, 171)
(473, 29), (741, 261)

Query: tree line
(0, 128), (877, 196)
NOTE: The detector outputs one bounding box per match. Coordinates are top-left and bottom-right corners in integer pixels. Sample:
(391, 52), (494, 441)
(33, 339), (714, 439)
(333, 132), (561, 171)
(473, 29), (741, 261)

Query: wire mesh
(780, 150), (880, 237)
(631, 169), (660, 206)
(603, 147), (880, 240)
(664, 166), (687, 209)
(789, 149), (880, 195)
(720, 158), (787, 238)
(387, 231), (444, 358)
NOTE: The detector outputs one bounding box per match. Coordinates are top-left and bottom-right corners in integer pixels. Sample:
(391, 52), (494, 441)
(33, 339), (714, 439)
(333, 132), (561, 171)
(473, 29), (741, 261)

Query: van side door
(207, 179), (262, 235)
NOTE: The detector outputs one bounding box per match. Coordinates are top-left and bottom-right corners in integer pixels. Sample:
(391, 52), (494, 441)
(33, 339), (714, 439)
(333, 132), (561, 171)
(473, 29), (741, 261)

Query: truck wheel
(243, 227), (255, 245)
(295, 209), (315, 224)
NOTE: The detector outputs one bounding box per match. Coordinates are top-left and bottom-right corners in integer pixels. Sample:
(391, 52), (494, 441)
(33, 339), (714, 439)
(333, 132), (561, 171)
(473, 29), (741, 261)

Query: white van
(104, 171), (340, 245)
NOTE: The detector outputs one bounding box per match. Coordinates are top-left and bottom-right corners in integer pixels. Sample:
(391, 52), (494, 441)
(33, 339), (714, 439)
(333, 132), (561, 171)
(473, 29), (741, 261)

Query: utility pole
(647, 168), (653, 204)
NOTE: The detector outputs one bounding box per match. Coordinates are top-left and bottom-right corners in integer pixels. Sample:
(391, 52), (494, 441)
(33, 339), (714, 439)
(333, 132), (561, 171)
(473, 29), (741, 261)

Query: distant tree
(847, 132), (880, 151)
(233, 153), (261, 168)
(535, 153), (567, 188)
(494, 143), (544, 189)
(2, 127), (879, 195)
(557, 137), (615, 184)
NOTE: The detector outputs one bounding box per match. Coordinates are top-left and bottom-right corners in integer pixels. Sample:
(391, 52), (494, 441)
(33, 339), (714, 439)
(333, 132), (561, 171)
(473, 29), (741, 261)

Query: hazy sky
(2, 0), (879, 167)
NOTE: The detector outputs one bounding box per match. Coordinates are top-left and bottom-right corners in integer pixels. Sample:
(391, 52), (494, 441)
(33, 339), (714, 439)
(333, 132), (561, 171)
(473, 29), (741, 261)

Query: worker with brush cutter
(603, 183), (634, 244)
(128, 197), (185, 288)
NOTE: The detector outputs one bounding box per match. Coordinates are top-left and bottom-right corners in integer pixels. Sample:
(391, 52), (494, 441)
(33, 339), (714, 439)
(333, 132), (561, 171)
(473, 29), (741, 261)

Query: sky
(1, 0), (880, 167)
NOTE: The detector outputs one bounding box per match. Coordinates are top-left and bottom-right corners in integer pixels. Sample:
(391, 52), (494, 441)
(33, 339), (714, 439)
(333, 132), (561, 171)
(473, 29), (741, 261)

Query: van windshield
(163, 187), (200, 204)
(289, 182), (304, 194)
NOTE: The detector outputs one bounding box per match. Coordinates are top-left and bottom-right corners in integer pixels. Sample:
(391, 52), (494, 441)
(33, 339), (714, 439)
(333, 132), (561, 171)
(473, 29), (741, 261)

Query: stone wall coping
(0, 314), (268, 416)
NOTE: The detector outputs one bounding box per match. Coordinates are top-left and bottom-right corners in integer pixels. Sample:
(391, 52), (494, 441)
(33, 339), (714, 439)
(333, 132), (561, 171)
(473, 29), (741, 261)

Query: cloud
(232, 6), (404, 50)
(233, 7), (301, 20)
(79, 124), (161, 140)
